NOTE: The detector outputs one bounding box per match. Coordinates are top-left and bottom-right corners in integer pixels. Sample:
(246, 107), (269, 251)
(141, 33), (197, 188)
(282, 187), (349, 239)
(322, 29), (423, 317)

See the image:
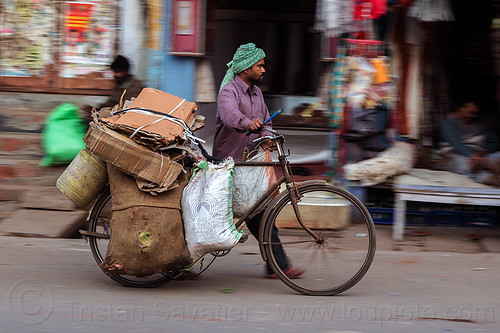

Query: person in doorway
(438, 100), (500, 186)
(80, 55), (144, 122)
(213, 42), (304, 279)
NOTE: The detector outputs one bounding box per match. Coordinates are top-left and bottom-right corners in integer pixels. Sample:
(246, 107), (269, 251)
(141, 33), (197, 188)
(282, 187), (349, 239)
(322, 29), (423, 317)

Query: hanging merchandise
(370, 57), (391, 84)
(353, 0), (387, 21)
(341, 38), (394, 164)
(314, 0), (354, 37)
(339, 35), (417, 185)
(327, 0), (397, 181)
(329, 41), (348, 128)
(408, 0), (455, 22)
(386, 6), (427, 139)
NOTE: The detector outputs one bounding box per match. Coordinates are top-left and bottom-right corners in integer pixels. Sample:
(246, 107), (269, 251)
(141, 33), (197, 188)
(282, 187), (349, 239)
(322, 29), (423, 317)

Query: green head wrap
(219, 43), (266, 92)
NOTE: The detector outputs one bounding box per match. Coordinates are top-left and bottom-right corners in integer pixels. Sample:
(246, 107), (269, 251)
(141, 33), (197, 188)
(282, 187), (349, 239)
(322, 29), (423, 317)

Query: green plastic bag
(40, 102), (87, 166)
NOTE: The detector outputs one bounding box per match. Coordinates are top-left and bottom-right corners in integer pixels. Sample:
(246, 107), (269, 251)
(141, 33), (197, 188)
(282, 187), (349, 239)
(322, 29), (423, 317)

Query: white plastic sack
(343, 141), (415, 186)
(232, 149), (277, 217)
(181, 159), (244, 261)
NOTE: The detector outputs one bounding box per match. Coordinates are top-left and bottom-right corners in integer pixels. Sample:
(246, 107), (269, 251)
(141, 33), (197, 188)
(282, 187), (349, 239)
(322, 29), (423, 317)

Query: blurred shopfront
(1, 0), (498, 178)
(0, 0), (119, 94)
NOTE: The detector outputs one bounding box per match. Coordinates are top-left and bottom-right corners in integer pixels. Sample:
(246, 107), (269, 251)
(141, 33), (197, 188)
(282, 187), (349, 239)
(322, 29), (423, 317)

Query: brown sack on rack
(101, 164), (192, 277)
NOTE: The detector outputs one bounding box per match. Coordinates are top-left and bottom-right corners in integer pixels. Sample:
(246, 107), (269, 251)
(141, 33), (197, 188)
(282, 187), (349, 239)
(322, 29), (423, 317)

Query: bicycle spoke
(266, 239), (316, 246)
(263, 184), (375, 296)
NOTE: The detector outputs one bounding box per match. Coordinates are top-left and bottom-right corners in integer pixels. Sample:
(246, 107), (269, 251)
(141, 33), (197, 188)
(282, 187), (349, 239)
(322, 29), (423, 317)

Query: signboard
(0, 0), (117, 93)
(62, 1), (115, 67)
(170, 0), (206, 56)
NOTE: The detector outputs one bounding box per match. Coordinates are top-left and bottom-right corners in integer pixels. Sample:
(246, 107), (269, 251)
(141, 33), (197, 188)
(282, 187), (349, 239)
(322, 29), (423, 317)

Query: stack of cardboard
(101, 88), (204, 150)
(83, 88), (205, 193)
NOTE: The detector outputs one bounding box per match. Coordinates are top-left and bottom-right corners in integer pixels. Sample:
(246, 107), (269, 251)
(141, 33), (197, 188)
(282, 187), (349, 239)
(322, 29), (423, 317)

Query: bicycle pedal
(238, 233), (249, 243)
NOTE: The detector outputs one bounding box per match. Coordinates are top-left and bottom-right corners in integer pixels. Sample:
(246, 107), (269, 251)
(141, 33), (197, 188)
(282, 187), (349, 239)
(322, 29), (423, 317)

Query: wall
(118, 0), (197, 99)
(160, 0), (196, 100)
(121, 0), (146, 81)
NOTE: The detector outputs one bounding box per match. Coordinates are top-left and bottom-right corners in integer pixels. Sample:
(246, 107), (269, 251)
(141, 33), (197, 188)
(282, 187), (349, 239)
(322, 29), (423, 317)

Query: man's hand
(260, 139), (275, 151)
(246, 118), (264, 133)
(80, 104), (94, 122)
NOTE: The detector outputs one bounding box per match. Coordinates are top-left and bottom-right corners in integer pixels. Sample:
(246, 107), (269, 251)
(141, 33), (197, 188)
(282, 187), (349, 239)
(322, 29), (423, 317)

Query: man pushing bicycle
(212, 42), (304, 279)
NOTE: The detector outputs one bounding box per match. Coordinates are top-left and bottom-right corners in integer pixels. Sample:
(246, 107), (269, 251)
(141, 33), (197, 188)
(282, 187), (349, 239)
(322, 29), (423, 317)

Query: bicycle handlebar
(249, 127), (279, 143)
(244, 108), (284, 136)
(252, 135), (274, 144)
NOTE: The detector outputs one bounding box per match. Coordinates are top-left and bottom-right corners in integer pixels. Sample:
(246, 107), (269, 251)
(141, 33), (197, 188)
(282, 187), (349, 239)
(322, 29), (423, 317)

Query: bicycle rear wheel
(88, 186), (172, 287)
(263, 183), (376, 296)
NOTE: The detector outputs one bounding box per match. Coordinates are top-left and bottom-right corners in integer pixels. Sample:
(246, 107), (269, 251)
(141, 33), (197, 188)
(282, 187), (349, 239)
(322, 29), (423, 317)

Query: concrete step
(0, 92), (107, 238)
(0, 184), (79, 212)
(0, 157), (66, 186)
(0, 92), (106, 114)
(0, 109), (46, 133)
(0, 132), (42, 156)
(0, 208), (88, 238)
(0, 185), (84, 238)
(21, 186), (78, 211)
(0, 92), (102, 186)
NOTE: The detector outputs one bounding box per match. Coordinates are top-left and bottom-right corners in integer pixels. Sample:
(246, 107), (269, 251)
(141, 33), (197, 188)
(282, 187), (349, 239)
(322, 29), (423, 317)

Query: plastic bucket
(56, 148), (108, 208)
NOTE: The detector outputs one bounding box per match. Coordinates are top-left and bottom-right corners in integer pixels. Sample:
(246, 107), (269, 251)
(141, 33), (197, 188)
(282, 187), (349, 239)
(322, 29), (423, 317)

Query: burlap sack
(101, 164), (192, 277)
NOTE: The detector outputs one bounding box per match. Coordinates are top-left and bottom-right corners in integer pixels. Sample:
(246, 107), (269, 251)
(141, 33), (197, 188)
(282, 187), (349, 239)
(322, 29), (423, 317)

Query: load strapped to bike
(58, 87), (376, 296)
(58, 88), (242, 275)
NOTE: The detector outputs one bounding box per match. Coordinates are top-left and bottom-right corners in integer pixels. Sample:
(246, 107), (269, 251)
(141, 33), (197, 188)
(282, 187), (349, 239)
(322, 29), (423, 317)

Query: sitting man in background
(80, 55), (144, 122)
(438, 100), (500, 186)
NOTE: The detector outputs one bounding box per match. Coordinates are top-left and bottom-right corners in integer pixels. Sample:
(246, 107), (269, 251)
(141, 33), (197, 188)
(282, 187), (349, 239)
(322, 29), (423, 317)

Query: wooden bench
(391, 169), (500, 249)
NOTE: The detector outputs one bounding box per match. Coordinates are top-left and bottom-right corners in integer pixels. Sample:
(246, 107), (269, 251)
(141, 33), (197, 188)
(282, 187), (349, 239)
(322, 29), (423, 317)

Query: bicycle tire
(262, 183), (376, 296)
(88, 186), (172, 288)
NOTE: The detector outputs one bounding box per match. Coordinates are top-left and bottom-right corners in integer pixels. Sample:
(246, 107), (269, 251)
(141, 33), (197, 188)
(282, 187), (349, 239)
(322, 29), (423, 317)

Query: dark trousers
(245, 211), (290, 275)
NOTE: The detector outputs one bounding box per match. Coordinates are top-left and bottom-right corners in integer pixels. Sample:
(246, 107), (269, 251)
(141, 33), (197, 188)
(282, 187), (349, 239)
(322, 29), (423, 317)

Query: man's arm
(440, 118), (474, 157)
(217, 88), (253, 131)
(99, 77), (145, 110)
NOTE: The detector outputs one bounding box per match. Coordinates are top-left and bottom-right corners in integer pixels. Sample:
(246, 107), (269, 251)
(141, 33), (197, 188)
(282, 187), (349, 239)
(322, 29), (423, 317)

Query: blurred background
(1, 0), (499, 231)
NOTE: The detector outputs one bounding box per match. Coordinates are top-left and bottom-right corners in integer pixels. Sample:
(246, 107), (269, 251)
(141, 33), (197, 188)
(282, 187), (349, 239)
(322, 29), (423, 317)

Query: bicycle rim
(88, 186), (171, 288)
(263, 184), (376, 296)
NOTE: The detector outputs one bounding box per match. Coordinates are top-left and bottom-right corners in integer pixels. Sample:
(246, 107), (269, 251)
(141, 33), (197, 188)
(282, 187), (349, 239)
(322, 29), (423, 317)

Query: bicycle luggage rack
(80, 230), (111, 239)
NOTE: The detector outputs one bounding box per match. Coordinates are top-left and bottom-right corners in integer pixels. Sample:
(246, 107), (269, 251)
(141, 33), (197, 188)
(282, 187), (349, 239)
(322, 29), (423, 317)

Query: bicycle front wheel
(263, 183), (376, 296)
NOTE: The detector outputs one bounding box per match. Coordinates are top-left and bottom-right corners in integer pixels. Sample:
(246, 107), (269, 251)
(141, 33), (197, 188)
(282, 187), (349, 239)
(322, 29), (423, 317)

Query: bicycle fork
(277, 153), (322, 242)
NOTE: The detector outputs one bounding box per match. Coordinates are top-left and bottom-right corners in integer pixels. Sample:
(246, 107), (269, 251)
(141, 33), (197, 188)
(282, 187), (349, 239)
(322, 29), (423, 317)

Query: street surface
(1, 229), (499, 333)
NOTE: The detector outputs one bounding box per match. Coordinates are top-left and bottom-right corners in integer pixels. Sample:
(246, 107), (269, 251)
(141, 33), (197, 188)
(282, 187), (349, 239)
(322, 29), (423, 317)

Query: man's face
(458, 102), (479, 124)
(113, 69), (128, 85)
(247, 59), (265, 84)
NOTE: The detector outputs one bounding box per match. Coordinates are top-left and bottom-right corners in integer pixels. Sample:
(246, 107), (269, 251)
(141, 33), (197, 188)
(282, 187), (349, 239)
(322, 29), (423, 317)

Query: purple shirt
(213, 75), (271, 162)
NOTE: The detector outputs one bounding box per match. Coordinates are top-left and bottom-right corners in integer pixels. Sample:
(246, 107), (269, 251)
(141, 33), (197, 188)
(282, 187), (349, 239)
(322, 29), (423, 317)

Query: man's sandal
(266, 267), (305, 279)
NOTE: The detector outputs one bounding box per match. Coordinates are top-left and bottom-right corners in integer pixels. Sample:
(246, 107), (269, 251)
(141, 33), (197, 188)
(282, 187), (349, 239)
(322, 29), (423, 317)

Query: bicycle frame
(233, 131), (326, 257)
(82, 125), (376, 295)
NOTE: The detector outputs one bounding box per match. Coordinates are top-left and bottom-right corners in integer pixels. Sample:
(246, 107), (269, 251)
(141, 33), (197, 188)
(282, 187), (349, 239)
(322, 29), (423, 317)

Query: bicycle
(82, 128), (376, 296)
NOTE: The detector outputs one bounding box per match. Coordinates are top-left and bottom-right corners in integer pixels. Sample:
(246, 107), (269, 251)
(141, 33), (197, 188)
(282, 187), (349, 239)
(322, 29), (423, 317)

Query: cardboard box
(101, 88), (197, 147)
(83, 123), (183, 190)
